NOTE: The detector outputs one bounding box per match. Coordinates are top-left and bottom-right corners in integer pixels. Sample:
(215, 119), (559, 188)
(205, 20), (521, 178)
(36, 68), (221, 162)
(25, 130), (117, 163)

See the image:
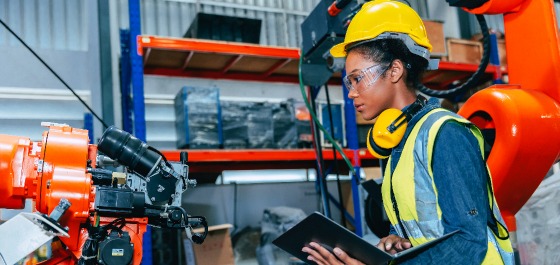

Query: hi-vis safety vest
(381, 108), (514, 264)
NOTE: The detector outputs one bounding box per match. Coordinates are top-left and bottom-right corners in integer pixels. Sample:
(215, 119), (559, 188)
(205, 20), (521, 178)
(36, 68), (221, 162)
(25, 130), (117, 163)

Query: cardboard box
(340, 181), (355, 229)
(446, 38), (483, 65)
(184, 224), (234, 265)
(423, 20), (446, 57)
(363, 167), (383, 181)
(470, 32), (506, 67)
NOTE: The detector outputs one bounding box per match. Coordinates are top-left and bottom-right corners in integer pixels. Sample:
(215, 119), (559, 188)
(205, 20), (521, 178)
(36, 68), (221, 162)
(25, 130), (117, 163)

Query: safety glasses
(343, 64), (388, 93)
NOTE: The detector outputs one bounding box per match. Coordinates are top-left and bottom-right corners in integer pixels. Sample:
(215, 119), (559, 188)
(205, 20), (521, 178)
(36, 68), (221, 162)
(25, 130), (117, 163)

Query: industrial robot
(0, 123), (207, 265)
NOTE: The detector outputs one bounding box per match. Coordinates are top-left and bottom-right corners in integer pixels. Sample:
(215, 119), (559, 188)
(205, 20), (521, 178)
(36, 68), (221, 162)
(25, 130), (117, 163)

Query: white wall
(426, 0), (463, 39)
(0, 0), (103, 141)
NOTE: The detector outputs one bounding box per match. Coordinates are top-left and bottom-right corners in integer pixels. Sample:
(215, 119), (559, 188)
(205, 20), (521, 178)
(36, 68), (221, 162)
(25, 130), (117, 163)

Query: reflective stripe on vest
(381, 108), (514, 264)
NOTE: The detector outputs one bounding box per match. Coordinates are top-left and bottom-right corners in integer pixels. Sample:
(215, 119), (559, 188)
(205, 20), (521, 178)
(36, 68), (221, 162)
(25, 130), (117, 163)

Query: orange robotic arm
(455, 0), (560, 232)
(0, 124), (207, 265)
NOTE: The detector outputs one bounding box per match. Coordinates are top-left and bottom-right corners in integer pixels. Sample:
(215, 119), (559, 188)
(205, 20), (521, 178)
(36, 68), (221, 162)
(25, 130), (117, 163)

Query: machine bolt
(37, 160), (43, 172)
(187, 179), (197, 188)
(46, 180), (51, 189)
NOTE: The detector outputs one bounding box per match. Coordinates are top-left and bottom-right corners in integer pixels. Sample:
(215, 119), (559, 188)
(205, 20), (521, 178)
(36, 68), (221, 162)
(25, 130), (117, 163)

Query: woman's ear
(389, 60), (405, 83)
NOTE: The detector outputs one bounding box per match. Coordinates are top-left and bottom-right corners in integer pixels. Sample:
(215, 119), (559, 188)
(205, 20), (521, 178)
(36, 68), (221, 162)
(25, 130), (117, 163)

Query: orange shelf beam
(163, 149), (374, 162)
(138, 36), (505, 86)
(162, 149), (376, 173)
(142, 69), (304, 83)
(137, 36), (300, 59)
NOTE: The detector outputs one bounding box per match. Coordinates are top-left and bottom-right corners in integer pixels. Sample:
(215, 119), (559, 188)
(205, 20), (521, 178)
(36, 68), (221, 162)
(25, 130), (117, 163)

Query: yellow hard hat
(330, 0), (432, 58)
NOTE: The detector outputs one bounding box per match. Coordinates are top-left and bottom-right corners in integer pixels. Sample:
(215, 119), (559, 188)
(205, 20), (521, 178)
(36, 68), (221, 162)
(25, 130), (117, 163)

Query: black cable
(308, 86), (331, 217)
(101, 217), (126, 235)
(400, 0), (412, 6)
(0, 251), (7, 265)
(486, 172), (510, 240)
(233, 181), (238, 232)
(89, 168), (114, 185)
(38, 131), (49, 207)
(79, 217), (126, 265)
(148, 145), (171, 167)
(185, 214), (208, 244)
(147, 145), (188, 191)
(324, 84), (347, 226)
(417, 14), (490, 98)
(0, 19), (109, 129)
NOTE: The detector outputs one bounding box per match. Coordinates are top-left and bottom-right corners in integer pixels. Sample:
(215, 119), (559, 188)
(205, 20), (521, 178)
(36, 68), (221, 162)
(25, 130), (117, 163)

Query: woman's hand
(375, 234), (412, 254)
(302, 242), (365, 265)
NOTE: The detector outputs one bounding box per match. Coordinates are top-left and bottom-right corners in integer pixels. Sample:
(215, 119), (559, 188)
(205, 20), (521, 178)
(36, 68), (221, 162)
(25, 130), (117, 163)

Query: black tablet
(272, 212), (458, 265)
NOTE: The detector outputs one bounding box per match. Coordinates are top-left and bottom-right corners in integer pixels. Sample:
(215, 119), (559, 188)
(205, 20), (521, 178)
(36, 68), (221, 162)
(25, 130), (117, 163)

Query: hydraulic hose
(417, 14), (490, 98)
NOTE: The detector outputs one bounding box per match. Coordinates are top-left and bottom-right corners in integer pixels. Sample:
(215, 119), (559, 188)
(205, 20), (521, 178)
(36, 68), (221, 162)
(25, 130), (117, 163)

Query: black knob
(192, 234), (204, 244)
(170, 209), (183, 222)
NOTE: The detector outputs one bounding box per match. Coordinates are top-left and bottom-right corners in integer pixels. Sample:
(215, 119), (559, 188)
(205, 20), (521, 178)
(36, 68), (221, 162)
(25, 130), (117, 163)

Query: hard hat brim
(330, 42), (347, 58)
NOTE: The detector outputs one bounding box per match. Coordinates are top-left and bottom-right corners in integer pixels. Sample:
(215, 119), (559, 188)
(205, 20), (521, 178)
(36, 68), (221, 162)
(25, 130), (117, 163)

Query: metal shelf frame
(127, 1), (152, 264)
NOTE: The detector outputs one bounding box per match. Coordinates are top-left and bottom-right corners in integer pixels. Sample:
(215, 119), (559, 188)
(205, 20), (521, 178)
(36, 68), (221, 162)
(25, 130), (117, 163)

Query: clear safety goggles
(343, 64), (388, 93)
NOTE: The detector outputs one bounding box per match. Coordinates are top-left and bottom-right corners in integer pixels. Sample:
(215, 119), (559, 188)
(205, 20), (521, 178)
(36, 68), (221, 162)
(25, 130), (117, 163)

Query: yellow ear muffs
(366, 127), (390, 159)
(366, 108), (408, 159)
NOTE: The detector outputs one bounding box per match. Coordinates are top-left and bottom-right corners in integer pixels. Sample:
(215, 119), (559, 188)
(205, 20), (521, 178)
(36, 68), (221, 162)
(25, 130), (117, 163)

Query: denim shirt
(389, 98), (490, 264)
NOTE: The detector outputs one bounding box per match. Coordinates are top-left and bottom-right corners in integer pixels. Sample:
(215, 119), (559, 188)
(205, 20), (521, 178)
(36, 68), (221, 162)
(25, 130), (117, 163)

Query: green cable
(298, 55), (356, 175)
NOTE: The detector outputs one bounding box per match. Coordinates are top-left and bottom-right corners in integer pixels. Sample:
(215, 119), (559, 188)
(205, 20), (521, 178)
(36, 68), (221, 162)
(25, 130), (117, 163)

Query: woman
(301, 1), (514, 264)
